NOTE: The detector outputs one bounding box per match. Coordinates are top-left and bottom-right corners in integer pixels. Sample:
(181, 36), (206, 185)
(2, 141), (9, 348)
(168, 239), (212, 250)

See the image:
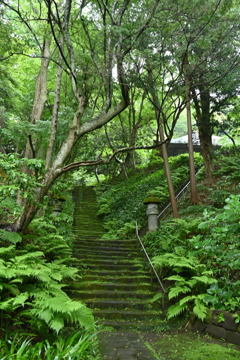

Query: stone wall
(192, 310), (240, 346)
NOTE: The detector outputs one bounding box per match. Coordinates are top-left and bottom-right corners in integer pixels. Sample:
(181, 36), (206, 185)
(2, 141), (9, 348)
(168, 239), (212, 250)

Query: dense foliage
(97, 153), (203, 238)
(142, 147), (240, 321)
(0, 165), (97, 357)
(0, 0), (240, 356)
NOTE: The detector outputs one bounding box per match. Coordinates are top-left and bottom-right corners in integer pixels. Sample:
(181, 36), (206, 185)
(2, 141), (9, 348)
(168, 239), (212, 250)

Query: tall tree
(1, 0), (161, 231)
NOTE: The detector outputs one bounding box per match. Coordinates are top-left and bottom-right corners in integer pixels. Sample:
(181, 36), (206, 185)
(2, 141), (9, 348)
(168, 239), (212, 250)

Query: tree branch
(61, 140), (167, 173)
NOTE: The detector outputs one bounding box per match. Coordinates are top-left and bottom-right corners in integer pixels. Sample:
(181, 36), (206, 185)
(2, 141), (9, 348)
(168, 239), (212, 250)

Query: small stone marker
(143, 195), (161, 232)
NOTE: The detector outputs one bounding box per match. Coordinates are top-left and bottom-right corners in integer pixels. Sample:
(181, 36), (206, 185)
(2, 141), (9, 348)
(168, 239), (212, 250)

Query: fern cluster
(143, 177), (240, 321)
(153, 253), (217, 321)
(0, 233), (94, 335)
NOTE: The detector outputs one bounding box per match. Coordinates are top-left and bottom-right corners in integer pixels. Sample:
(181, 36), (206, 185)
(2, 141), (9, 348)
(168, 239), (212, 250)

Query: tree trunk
(24, 39), (51, 160)
(45, 64), (63, 169)
(0, 106), (6, 153)
(191, 81), (213, 182)
(17, 40), (51, 207)
(184, 56), (199, 204)
(159, 123), (179, 218)
(147, 67), (179, 218)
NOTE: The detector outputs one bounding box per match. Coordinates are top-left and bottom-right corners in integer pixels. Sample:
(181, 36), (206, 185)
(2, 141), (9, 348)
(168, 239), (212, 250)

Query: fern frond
(168, 286), (191, 300)
(0, 245), (15, 255)
(12, 293), (29, 308)
(13, 251), (44, 263)
(192, 275), (217, 285)
(49, 316), (65, 333)
(193, 299), (208, 321)
(179, 295), (196, 305)
(165, 275), (186, 282)
(167, 302), (188, 319)
(37, 309), (53, 323)
(0, 230), (22, 244)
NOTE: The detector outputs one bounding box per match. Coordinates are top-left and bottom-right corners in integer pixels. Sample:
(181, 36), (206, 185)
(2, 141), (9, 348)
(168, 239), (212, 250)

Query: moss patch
(144, 332), (240, 360)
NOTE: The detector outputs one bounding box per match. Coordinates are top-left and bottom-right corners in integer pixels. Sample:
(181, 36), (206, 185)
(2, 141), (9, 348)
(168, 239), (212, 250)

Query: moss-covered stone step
(73, 248), (139, 258)
(74, 240), (140, 248)
(93, 309), (162, 321)
(74, 237), (140, 246)
(84, 299), (156, 311)
(71, 274), (153, 284)
(74, 263), (144, 271)
(73, 256), (143, 265)
(72, 281), (156, 291)
(67, 289), (156, 300)
(97, 319), (165, 331)
(73, 245), (140, 255)
(74, 253), (139, 261)
(71, 186), (163, 330)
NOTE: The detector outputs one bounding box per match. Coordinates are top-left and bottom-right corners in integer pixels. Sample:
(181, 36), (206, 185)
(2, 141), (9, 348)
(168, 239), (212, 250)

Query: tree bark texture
(24, 39), (51, 160)
(192, 85), (213, 182)
(184, 56), (199, 204)
(147, 68), (179, 218)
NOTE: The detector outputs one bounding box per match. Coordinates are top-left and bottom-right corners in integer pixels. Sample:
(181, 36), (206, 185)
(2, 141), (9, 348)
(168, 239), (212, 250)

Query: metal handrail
(157, 168), (202, 219)
(135, 221), (166, 294)
(157, 179), (190, 219)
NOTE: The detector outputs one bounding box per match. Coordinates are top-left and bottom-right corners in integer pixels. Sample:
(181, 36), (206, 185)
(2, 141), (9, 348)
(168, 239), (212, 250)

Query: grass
(144, 332), (240, 360)
(0, 330), (100, 360)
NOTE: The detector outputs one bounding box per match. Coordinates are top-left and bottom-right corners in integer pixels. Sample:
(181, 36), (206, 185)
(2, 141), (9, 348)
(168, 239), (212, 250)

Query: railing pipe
(135, 221), (166, 294)
(157, 168), (202, 219)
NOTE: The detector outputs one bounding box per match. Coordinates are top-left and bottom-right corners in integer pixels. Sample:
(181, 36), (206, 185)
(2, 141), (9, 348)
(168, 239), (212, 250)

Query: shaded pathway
(99, 332), (156, 360)
(71, 186), (161, 359)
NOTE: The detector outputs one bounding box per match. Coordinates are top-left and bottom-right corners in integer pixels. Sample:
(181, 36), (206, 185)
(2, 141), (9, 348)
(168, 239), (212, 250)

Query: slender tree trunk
(197, 88), (213, 182)
(24, 39), (51, 160)
(125, 128), (137, 169)
(147, 68), (179, 218)
(45, 64), (63, 169)
(0, 106), (6, 153)
(191, 83), (213, 182)
(184, 56), (199, 204)
(17, 40), (51, 207)
(159, 122), (179, 218)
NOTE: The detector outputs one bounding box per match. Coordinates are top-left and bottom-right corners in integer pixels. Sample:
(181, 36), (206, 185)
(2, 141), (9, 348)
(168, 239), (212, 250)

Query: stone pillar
(143, 195), (161, 232)
(146, 203), (159, 232)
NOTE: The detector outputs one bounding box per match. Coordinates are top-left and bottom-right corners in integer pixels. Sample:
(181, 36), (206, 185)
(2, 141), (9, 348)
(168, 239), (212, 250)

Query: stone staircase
(69, 186), (163, 330)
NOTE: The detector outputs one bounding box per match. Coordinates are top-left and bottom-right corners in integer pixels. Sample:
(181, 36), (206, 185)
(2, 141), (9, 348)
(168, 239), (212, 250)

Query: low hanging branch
(61, 140), (167, 173)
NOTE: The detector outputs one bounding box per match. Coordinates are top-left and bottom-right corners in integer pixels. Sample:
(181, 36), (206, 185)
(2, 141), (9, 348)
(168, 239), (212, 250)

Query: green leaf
(179, 295), (196, 305)
(168, 286), (191, 300)
(0, 245), (15, 254)
(167, 302), (188, 319)
(193, 299), (208, 321)
(149, 292), (163, 303)
(166, 275), (186, 282)
(49, 316), (65, 333)
(0, 230), (22, 244)
(12, 293), (29, 307)
(192, 275), (217, 285)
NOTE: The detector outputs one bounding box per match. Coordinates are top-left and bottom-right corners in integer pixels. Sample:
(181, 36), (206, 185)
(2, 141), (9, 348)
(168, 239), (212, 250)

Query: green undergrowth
(96, 153), (203, 239)
(0, 176), (98, 357)
(0, 330), (99, 360)
(144, 332), (240, 360)
(142, 146), (240, 323)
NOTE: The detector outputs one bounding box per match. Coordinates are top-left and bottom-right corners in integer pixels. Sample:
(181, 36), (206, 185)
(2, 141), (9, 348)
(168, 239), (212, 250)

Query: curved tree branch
(61, 140), (167, 173)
